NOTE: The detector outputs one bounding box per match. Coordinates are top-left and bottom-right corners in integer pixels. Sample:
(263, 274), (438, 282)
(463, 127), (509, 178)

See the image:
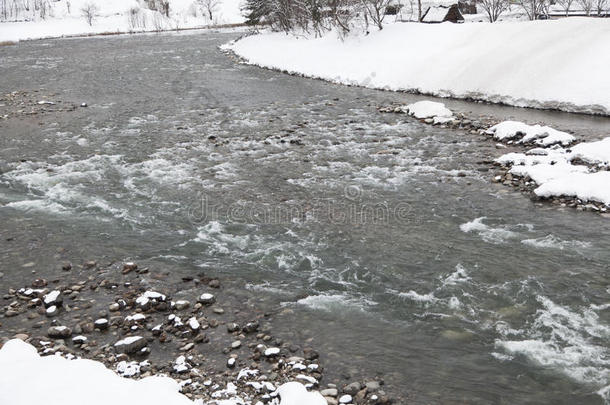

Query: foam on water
(460, 217), (531, 244)
(495, 296), (610, 398)
(521, 234), (592, 251)
(294, 293), (375, 313)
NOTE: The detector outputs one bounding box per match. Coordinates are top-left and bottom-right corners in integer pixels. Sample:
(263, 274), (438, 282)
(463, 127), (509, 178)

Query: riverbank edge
(0, 259), (396, 404)
(220, 36), (610, 118)
(0, 22), (249, 45)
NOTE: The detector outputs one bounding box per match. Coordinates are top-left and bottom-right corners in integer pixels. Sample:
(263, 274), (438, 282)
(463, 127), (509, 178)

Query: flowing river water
(0, 31), (609, 404)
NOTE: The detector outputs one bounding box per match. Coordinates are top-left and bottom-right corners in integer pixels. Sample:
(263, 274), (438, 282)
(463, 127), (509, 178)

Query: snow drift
(0, 339), (327, 405)
(228, 18), (610, 115)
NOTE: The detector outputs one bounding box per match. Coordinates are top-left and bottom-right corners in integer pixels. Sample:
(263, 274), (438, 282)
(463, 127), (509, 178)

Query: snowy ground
(0, 339), (327, 405)
(0, 0), (245, 42)
(396, 101), (610, 209)
(226, 18), (610, 116)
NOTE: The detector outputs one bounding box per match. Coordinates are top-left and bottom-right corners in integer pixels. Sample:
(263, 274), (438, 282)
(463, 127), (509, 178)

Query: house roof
(422, 5), (453, 22)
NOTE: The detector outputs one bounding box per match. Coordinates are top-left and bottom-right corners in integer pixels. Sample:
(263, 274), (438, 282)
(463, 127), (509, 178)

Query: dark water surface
(0, 31), (609, 404)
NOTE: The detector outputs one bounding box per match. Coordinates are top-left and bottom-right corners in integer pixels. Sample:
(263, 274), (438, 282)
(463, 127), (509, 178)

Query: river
(0, 30), (609, 404)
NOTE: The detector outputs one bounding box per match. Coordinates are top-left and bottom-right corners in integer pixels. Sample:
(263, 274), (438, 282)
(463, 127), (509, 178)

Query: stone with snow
(43, 290), (62, 307)
(198, 293), (215, 305)
(47, 325), (72, 339)
(486, 121), (575, 146)
(264, 347), (280, 357)
(114, 336), (146, 354)
(404, 101), (453, 120)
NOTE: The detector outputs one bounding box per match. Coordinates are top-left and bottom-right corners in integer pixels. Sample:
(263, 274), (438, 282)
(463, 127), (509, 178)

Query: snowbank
(228, 19), (610, 115)
(496, 126), (610, 206)
(0, 339), (326, 405)
(0, 0), (245, 42)
(0, 339), (194, 405)
(486, 121), (575, 146)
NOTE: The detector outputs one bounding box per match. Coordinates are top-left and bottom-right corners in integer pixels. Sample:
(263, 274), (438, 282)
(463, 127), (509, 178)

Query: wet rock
(303, 347), (319, 361)
(264, 347), (280, 357)
(175, 300), (190, 310)
(72, 335), (88, 345)
(114, 336), (146, 354)
(343, 382), (362, 395)
(227, 323), (240, 333)
(208, 279), (220, 288)
(339, 394), (353, 404)
(365, 381), (381, 392)
(45, 305), (59, 317)
(94, 318), (109, 330)
(198, 293), (215, 305)
(84, 261), (97, 269)
(48, 326), (72, 339)
(321, 388), (339, 397)
(109, 303), (120, 312)
(122, 262), (138, 274)
(43, 290), (62, 307)
(32, 278), (47, 288)
(180, 343), (194, 352)
(13, 333), (29, 341)
(243, 321), (259, 334)
(231, 340), (242, 349)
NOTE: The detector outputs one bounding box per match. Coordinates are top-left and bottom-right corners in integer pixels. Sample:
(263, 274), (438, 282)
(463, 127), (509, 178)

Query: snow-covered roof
(422, 6), (452, 22)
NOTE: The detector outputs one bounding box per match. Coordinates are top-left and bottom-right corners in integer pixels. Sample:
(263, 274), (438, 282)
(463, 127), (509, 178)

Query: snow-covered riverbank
(0, 339), (327, 405)
(0, 0), (245, 42)
(226, 18), (610, 116)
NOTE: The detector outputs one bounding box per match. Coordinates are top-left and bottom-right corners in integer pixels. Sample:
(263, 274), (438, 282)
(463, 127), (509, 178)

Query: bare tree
(158, 0), (170, 17)
(198, 0), (221, 21)
(555, 0), (574, 15)
(594, 0), (607, 14)
(81, 2), (98, 26)
(479, 0), (510, 21)
(577, 0), (593, 14)
(517, 0), (548, 19)
(360, 0), (393, 29)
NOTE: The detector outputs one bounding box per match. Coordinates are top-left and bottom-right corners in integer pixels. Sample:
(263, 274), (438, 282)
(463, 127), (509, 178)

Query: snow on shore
(0, 339), (326, 405)
(227, 18), (610, 115)
(0, 0), (245, 42)
(496, 123), (610, 206)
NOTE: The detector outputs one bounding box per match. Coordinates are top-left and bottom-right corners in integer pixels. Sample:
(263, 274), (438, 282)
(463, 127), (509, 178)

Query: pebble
(114, 336), (146, 354)
(48, 326), (72, 339)
(175, 300), (190, 310)
(343, 382), (362, 395)
(13, 333), (29, 341)
(243, 321), (259, 334)
(180, 343), (195, 352)
(231, 340), (242, 349)
(198, 293), (215, 305)
(264, 347), (280, 357)
(321, 388), (338, 397)
(339, 394), (353, 404)
(45, 306), (58, 317)
(94, 318), (109, 330)
(365, 381), (381, 392)
(43, 290), (62, 307)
